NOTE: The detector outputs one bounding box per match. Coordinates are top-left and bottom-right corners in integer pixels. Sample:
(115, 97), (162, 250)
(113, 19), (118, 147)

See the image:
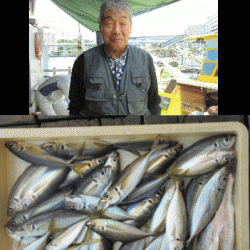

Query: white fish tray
(0, 122), (249, 249)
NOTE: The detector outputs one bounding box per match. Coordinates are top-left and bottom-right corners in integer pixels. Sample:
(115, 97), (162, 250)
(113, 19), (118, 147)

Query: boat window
(205, 50), (218, 62)
(206, 38), (218, 49)
(200, 63), (216, 76)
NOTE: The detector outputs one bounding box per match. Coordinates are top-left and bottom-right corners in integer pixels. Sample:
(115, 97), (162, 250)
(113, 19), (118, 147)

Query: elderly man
(69, 0), (161, 116)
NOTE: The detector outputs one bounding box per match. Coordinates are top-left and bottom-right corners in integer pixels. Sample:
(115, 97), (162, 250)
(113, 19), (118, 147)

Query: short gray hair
(99, 0), (133, 28)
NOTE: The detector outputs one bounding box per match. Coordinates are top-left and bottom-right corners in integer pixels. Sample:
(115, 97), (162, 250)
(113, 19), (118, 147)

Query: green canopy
(51, 0), (180, 32)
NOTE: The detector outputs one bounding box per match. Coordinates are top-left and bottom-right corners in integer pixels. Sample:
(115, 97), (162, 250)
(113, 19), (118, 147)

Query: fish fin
(170, 169), (189, 182)
(186, 237), (193, 248)
(67, 142), (86, 164)
(148, 221), (165, 245)
(88, 205), (104, 220)
(65, 142), (79, 148)
(78, 142), (87, 156)
(124, 149), (141, 156)
(17, 237), (24, 249)
(151, 135), (161, 151)
(144, 172), (163, 179)
(48, 217), (56, 233)
(67, 154), (79, 164)
(93, 141), (110, 150)
(152, 219), (165, 236)
(71, 162), (91, 178)
(77, 239), (103, 247)
(171, 224), (176, 238)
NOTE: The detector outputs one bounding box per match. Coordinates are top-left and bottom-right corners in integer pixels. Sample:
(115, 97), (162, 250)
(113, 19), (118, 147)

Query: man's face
(101, 10), (131, 55)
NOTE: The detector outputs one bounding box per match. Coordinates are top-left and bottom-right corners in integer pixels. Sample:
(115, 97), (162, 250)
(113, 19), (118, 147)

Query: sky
(34, 0), (218, 41)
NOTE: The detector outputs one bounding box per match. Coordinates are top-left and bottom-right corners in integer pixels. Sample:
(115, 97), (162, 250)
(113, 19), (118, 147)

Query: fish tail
(169, 169), (189, 184)
(185, 236), (194, 248)
(93, 141), (111, 150)
(48, 217), (55, 233)
(71, 162), (91, 178)
(152, 220), (165, 236)
(67, 142), (87, 164)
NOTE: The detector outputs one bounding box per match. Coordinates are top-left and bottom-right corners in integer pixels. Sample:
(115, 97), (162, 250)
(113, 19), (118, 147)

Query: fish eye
(222, 177), (227, 181)
(225, 137), (230, 142)
(214, 142), (218, 147)
(148, 199), (153, 203)
(20, 227), (25, 231)
(103, 193), (109, 199)
(60, 145), (65, 150)
(97, 159), (103, 164)
(101, 226), (105, 231)
(113, 158), (117, 163)
(100, 170), (106, 176)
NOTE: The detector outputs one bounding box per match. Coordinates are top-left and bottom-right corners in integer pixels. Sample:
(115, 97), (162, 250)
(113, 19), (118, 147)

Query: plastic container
(0, 122), (249, 249)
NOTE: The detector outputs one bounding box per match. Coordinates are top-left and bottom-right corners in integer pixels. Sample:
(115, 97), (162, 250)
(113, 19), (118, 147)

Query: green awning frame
(51, 0), (180, 32)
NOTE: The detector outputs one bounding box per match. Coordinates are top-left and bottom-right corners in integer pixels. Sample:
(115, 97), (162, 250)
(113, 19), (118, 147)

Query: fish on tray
(5, 134), (237, 250)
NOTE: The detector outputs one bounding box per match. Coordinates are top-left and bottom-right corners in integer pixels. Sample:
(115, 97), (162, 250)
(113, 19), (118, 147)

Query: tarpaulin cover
(51, 0), (180, 32)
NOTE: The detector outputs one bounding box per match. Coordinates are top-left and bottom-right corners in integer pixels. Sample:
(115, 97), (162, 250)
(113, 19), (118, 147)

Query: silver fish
(64, 194), (136, 221)
(185, 171), (214, 232)
(7, 165), (69, 216)
(126, 190), (163, 223)
(7, 165), (48, 216)
(88, 230), (110, 250)
(5, 141), (88, 176)
(98, 140), (161, 211)
(8, 189), (72, 226)
(160, 181), (187, 250)
(196, 173), (235, 250)
(45, 219), (87, 250)
(23, 231), (50, 250)
(121, 172), (170, 205)
(40, 142), (82, 158)
(167, 134), (236, 177)
(150, 181), (176, 234)
(71, 156), (107, 178)
(186, 166), (229, 246)
(5, 141), (75, 167)
(145, 234), (164, 250)
(58, 170), (81, 189)
(6, 209), (88, 237)
(86, 219), (158, 243)
(146, 142), (183, 175)
(74, 151), (120, 197)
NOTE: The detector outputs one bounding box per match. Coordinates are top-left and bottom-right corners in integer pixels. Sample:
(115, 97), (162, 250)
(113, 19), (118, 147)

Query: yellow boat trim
(186, 34), (218, 41)
(159, 85), (182, 115)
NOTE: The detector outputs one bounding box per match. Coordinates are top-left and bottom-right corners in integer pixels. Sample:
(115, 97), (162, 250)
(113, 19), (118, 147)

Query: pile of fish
(5, 134), (237, 250)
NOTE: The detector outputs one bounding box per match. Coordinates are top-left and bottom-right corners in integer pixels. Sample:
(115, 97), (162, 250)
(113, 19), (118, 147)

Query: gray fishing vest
(83, 44), (151, 116)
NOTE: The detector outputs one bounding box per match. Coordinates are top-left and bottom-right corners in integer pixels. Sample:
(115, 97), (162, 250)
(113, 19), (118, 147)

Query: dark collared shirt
(105, 46), (129, 93)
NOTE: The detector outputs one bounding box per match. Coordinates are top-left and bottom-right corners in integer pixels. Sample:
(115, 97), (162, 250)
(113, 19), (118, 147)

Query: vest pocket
(85, 77), (106, 101)
(127, 75), (149, 115)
